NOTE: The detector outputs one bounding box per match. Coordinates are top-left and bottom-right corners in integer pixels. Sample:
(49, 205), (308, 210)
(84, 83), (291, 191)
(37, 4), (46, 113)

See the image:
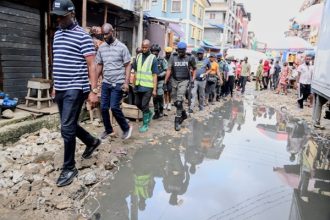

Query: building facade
(204, 0), (250, 49)
(285, 0), (324, 46)
(143, 0), (211, 48)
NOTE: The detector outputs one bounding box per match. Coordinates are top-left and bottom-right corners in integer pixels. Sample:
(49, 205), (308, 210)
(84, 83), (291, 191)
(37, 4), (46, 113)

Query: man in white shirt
(297, 56), (313, 109)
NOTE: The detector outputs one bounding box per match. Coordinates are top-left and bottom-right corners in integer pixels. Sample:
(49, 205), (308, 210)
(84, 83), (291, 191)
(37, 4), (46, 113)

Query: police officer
(150, 44), (168, 119)
(165, 42), (196, 131)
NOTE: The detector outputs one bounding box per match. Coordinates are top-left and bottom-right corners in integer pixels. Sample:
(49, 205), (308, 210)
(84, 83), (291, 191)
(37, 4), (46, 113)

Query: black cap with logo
(50, 0), (75, 16)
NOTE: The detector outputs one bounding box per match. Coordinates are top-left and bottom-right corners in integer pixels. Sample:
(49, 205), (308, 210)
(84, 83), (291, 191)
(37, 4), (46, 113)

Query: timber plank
(0, 55), (41, 61)
(1, 27), (40, 38)
(4, 72), (42, 79)
(0, 5), (39, 19)
(2, 67), (42, 73)
(0, 35), (41, 45)
(0, 48), (41, 56)
(0, 19), (40, 32)
(2, 61), (42, 67)
(0, 12), (39, 26)
(0, 42), (41, 50)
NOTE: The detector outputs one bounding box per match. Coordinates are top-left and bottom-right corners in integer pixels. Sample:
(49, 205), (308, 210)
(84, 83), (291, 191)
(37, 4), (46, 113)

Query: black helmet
(151, 44), (161, 52)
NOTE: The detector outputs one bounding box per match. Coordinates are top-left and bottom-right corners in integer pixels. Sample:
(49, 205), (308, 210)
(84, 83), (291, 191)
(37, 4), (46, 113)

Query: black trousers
(153, 95), (164, 112)
(227, 75), (235, 97)
(262, 76), (269, 89)
(56, 90), (95, 169)
(297, 84), (311, 108)
(135, 89), (153, 113)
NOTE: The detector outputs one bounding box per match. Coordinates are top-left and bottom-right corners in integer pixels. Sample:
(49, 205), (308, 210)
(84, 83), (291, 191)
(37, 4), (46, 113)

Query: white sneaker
(167, 105), (171, 111)
(122, 125), (133, 140)
(164, 104), (168, 110)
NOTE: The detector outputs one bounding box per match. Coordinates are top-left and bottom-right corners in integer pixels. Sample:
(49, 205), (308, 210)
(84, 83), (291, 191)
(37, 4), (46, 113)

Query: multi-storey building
(204, 0), (250, 49)
(143, 0), (211, 48)
(285, 0), (324, 46)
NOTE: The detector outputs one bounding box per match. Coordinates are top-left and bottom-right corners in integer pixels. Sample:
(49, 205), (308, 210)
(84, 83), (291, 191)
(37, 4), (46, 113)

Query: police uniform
(153, 56), (167, 118)
(167, 42), (196, 131)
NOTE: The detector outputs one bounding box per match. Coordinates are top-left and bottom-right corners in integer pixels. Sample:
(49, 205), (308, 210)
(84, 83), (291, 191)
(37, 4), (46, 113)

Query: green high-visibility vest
(134, 174), (151, 199)
(136, 53), (155, 88)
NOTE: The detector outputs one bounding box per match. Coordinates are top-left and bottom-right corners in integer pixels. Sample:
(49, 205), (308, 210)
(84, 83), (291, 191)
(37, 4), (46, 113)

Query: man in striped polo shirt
(96, 23), (133, 140)
(51, 0), (100, 187)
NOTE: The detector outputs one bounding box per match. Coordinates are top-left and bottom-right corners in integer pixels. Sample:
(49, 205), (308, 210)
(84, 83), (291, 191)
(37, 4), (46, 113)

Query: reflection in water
(84, 98), (330, 220)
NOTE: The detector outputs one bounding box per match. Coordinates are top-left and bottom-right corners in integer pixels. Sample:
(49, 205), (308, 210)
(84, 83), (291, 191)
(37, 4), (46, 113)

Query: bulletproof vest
(172, 55), (191, 80)
(157, 57), (165, 73)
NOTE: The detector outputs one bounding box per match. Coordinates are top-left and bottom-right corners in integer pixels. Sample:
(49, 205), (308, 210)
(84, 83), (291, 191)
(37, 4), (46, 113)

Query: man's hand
(122, 83), (129, 92)
(152, 89), (157, 97)
(190, 81), (194, 89)
(51, 89), (56, 99)
(88, 92), (99, 108)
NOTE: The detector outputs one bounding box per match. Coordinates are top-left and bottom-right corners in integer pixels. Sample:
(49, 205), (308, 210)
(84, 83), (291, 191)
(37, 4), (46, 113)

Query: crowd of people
(254, 55), (314, 111)
(50, 0), (322, 187)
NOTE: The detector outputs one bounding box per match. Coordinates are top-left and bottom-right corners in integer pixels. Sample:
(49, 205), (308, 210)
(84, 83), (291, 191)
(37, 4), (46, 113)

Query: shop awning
(209, 23), (225, 30)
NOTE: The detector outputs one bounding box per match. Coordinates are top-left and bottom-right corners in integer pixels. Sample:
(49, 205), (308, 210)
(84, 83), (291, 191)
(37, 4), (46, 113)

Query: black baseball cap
(50, 0), (75, 16)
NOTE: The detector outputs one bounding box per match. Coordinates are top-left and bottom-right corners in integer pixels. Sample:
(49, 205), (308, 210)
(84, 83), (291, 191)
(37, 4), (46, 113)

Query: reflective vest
(136, 53), (155, 88)
(134, 174), (152, 199)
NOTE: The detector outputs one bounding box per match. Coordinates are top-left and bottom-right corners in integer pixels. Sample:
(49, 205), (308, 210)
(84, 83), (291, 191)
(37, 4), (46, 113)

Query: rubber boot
(174, 116), (181, 131)
(146, 110), (153, 124)
(152, 111), (160, 120)
(139, 112), (149, 133)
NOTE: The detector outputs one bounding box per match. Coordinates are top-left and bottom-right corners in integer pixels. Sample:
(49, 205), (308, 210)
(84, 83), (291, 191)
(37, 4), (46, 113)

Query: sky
(238, 0), (305, 45)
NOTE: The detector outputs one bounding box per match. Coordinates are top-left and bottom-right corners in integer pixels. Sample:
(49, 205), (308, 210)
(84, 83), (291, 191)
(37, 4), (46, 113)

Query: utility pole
(221, 0), (230, 52)
(138, 0), (143, 47)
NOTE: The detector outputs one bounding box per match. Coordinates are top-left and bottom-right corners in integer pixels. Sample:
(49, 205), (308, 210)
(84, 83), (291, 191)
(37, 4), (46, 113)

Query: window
(171, 0), (182, 12)
(191, 26), (196, 38)
(162, 0), (167, 12)
(143, 0), (151, 11)
(192, 3), (198, 16)
(198, 29), (202, 40)
(199, 7), (204, 19)
(209, 13), (215, 19)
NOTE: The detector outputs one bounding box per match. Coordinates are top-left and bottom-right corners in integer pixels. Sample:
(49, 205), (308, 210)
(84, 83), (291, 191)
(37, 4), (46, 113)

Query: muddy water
(83, 96), (330, 220)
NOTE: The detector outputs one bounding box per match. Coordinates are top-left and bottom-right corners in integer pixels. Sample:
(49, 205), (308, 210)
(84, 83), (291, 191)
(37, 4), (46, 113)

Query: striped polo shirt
(52, 23), (95, 93)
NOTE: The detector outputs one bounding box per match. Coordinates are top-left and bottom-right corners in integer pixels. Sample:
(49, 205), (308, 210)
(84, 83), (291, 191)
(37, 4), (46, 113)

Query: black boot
(159, 108), (164, 118)
(153, 111), (160, 120)
(181, 110), (188, 122)
(175, 116), (181, 131)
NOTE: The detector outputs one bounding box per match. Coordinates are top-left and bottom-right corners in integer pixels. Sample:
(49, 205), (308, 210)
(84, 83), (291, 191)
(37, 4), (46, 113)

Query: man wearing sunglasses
(51, 0), (100, 187)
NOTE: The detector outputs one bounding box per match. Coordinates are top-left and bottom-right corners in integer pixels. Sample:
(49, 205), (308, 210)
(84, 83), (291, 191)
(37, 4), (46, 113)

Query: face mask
(106, 35), (115, 44)
(177, 49), (186, 58)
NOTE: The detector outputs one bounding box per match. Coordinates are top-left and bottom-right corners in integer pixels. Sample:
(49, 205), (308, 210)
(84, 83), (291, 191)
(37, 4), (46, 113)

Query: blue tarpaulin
(209, 23), (225, 30)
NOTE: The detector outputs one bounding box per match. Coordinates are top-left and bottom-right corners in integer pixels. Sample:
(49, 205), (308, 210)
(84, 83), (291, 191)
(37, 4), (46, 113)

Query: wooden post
(82, 0), (87, 28)
(104, 4), (108, 24)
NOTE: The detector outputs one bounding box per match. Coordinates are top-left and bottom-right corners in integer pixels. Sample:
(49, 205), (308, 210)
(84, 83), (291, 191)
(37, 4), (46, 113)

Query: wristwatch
(91, 88), (98, 94)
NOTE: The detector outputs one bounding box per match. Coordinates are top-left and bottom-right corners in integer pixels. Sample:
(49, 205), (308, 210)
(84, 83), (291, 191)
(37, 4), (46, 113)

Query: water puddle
(82, 96), (330, 220)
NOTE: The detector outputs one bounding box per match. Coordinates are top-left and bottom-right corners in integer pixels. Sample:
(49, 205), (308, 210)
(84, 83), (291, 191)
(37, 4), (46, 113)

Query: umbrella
(294, 3), (324, 26)
(268, 36), (314, 50)
(257, 124), (288, 142)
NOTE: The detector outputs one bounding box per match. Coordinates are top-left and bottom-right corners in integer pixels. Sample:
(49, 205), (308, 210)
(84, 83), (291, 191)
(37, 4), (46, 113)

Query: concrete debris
(1, 109), (14, 119)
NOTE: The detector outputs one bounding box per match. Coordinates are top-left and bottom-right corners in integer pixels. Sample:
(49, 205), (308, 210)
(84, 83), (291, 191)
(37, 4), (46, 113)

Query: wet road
(83, 96), (330, 220)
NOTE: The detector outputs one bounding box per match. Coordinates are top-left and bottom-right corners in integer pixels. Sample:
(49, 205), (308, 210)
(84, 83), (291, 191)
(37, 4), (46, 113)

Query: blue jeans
(101, 82), (129, 133)
(56, 90), (96, 169)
